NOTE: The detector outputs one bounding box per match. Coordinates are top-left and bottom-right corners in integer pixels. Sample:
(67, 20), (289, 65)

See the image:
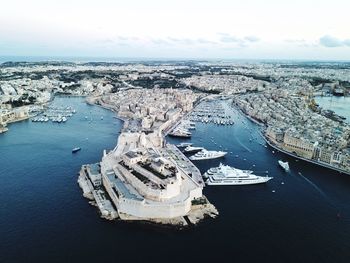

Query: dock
(78, 164), (119, 220)
(263, 136), (350, 176)
(160, 144), (204, 187)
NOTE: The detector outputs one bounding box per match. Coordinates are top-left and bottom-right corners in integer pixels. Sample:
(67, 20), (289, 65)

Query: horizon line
(1, 55), (350, 64)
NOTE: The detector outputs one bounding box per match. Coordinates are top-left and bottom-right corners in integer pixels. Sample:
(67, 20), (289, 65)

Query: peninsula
(78, 88), (218, 226)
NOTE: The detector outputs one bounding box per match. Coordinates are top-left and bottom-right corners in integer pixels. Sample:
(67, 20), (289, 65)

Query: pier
(160, 144), (204, 186)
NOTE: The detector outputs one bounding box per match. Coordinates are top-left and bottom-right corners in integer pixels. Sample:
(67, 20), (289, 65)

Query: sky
(0, 0), (350, 60)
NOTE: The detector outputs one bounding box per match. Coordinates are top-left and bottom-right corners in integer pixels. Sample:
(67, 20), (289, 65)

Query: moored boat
(184, 146), (205, 153)
(72, 147), (81, 153)
(189, 149), (227, 160)
(204, 163), (273, 185)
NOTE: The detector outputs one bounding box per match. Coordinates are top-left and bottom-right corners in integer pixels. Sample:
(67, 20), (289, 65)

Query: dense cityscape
(1, 61), (350, 226)
(2, 0), (350, 261)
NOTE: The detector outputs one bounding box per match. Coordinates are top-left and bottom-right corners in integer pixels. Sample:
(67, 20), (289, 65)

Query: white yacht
(169, 128), (192, 138)
(176, 142), (193, 148)
(189, 149), (227, 160)
(184, 146), (205, 153)
(204, 163), (273, 185)
(278, 160), (290, 171)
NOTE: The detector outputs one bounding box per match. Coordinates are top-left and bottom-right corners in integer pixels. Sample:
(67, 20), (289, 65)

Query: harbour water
(1, 97), (350, 262)
(316, 96), (350, 123)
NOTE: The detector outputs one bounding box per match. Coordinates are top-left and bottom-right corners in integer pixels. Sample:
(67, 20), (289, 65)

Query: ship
(333, 88), (344, 96)
(204, 163), (273, 185)
(168, 128), (192, 138)
(189, 149), (227, 160)
(72, 147), (81, 153)
(278, 160), (289, 171)
(184, 146), (205, 153)
(176, 142), (193, 148)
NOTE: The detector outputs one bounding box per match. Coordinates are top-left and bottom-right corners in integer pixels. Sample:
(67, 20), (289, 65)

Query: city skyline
(1, 0), (350, 60)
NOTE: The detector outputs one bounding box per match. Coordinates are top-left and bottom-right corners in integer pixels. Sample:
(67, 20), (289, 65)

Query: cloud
(98, 34), (258, 50)
(244, 36), (259, 42)
(285, 39), (306, 43)
(151, 38), (170, 45)
(217, 33), (259, 46)
(284, 38), (318, 48)
(196, 38), (217, 44)
(319, 35), (350, 47)
(219, 34), (240, 43)
(151, 37), (217, 46)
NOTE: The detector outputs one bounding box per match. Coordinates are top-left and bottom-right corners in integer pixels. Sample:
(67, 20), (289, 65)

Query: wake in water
(298, 172), (338, 211)
(235, 136), (252, 153)
(299, 173), (328, 200)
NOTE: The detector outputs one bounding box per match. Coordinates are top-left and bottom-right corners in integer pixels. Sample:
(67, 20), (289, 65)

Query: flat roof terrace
(106, 170), (143, 201)
(141, 163), (175, 180)
(89, 163), (100, 175)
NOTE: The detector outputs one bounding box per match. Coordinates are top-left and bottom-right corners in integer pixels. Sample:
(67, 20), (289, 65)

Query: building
(282, 131), (315, 159)
(101, 148), (202, 219)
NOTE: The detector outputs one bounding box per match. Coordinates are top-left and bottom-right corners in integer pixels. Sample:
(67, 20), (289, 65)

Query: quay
(78, 163), (119, 220)
(160, 144), (204, 186)
(264, 136), (350, 176)
(232, 96), (350, 177)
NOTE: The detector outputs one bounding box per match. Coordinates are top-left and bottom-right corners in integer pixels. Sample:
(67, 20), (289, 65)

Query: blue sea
(1, 97), (350, 263)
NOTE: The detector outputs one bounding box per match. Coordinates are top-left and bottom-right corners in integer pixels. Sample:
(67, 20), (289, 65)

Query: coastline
(1, 94), (88, 135)
(264, 137), (350, 176)
(231, 100), (350, 176)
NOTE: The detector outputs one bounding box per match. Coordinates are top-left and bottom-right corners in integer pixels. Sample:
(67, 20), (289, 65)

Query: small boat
(72, 147), (81, 153)
(278, 160), (289, 171)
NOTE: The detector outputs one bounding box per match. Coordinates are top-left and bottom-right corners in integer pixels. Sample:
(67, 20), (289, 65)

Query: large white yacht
(189, 149), (227, 160)
(204, 163), (273, 185)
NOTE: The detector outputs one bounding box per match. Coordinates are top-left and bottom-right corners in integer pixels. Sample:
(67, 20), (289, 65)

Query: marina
(31, 105), (76, 123)
(188, 100), (234, 125)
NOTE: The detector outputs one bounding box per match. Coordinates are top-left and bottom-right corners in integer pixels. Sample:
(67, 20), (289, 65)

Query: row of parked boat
(31, 105), (76, 123)
(32, 115), (68, 123)
(176, 142), (273, 185)
(172, 102), (290, 186)
(188, 101), (234, 125)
